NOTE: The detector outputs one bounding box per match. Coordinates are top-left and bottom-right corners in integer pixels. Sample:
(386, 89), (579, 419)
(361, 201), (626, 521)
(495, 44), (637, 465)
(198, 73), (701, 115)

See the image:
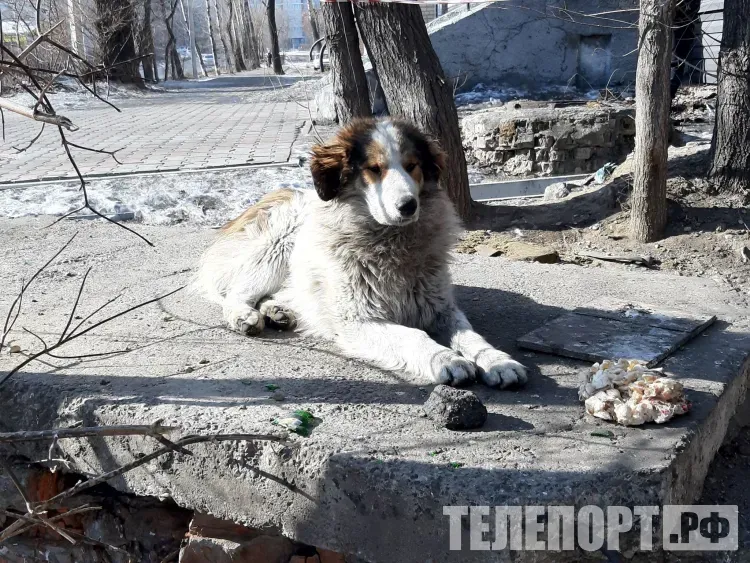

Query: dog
(195, 118), (527, 388)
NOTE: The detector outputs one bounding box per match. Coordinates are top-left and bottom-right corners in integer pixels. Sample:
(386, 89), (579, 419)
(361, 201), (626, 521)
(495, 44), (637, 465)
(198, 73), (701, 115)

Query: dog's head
(309, 118), (446, 226)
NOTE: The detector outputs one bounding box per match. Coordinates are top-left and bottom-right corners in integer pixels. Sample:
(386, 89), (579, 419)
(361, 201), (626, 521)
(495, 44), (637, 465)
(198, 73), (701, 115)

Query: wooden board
(517, 299), (716, 367)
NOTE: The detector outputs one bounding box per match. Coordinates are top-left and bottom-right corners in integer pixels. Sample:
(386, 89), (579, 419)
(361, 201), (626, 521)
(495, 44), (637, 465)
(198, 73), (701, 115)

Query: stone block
(180, 535), (295, 563)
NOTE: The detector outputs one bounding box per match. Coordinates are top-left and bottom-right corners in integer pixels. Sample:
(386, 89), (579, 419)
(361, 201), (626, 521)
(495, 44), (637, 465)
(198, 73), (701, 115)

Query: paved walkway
(0, 76), (309, 184)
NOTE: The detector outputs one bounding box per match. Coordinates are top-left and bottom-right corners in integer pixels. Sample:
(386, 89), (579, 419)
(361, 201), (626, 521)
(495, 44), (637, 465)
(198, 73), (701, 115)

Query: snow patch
(0, 166), (313, 226)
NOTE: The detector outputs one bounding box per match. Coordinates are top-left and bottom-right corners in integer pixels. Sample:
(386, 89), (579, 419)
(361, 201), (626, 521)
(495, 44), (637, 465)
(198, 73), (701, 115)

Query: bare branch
(1, 233), (78, 353)
(0, 285), (183, 387)
(0, 97), (77, 130)
(13, 123), (46, 153)
(0, 423), (178, 444)
(35, 433), (290, 512)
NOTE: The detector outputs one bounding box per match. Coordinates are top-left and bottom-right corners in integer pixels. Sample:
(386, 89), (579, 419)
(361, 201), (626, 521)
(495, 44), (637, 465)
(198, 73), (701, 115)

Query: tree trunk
(356, 13), (387, 115)
(709, 0), (750, 199)
(205, 0), (220, 75)
(95, 0), (144, 85)
(227, 0), (246, 71)
(179, 0), (208, 77)
(355, 3), (470, 219)
(159, 0), (184, 79)
(213, 0), (233, 72)
(140, 0), (157, 82)
(242, 0), (260, 69)
(321, 1), (370, 122)
(630, 0), (675, 242)
(267, 0), (284, 74)
(307, 0), (320, 43)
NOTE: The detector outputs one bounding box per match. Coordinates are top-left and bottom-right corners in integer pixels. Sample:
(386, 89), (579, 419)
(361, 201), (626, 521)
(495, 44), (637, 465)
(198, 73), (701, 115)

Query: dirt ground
(459, 87), (750, 560)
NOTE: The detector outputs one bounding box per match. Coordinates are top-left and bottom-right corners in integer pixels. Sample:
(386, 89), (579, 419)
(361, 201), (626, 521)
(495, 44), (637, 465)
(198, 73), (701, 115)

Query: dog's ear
(310, 143), (347, 201)
(422, 138), (447, 184)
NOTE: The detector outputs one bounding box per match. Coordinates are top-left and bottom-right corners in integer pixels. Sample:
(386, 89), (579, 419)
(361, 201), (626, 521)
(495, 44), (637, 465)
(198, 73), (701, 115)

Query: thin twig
(0, 286), (183, 387)
(1, 233), (78, 353)
(35, 433), (290, 512)
(0, 422), (178, 444)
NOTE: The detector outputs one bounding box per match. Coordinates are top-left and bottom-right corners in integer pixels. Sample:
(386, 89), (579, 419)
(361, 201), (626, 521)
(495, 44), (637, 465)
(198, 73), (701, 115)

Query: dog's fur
(195, 118), (527, 387)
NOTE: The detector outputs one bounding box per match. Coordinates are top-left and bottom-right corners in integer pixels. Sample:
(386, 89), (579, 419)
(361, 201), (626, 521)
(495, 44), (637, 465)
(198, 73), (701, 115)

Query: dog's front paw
(477, 351), (528, 389)
(432, 352), (477, 387)
(224, 306), (265, 336)
(258, 300), (297, 331)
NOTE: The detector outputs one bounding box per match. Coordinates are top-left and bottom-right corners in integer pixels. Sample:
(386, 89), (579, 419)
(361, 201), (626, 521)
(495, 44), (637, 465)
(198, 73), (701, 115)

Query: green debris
(591, 429), (615, 439)
(273, 409), (320, 436)
(449, 462), (464, 469)
(265, 383), (279, 391)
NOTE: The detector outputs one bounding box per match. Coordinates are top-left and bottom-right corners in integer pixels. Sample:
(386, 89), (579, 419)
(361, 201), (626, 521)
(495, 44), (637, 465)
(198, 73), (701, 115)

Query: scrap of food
(578, 359), (690, 426)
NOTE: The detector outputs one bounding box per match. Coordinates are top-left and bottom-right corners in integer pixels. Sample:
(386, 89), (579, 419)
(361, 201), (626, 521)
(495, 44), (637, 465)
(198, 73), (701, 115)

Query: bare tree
(306, 0), (320, 44)
(267, 0), (283, 74)
(630, 0), (675, 242)
(205, 0), (221, 74)
(709, 0), (750, 200)
(159, 0), (184, 79)
(213, 0), (233, 71)
(94, 0), (144, 85)
(241, 0), (260, 69)
(179, 0), (208, 77)
(355, 3), (471, 218)
(321, 1), (369, 123)
(226, 0), (246, 71)
(139, 0), (158, 82)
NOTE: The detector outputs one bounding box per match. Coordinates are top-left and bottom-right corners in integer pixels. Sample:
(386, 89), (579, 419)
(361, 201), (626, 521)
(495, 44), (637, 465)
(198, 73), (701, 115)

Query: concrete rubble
(462, 104), (636, 177)
(0, 217), (749, 562)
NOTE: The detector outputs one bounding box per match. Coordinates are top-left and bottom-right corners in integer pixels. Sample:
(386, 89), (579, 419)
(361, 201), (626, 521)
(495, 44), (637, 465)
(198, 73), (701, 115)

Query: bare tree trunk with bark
(242, 0), (260, 69)
(321, 1), (370, 122)
(356, 14), (387, 115)
(267, 0), (284, 74)
(709, 0), (750, 200)
(159, 0), (183, 79)
(95, 0), (144, 85)
(227, 0), (246, 71)
(630, 0), (675, 242)
(140, 0), (157, 82)
(179, 0), (208, 77)
(213, 0), (233, 72)
(205, 0), (221, 75)
(355, 3), (471, 218)
(307, 0), (320, 43)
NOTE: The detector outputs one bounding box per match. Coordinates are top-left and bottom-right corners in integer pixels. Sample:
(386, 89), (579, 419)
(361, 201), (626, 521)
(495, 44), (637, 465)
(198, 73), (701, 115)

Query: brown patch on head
(361, 142), (389, 184)
(392, 120), (447, 189)
(309, 119), (375, 201)
(221, 188), (295, 235)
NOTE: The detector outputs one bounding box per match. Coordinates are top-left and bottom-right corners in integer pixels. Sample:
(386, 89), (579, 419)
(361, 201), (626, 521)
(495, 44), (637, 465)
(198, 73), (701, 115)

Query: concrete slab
(1, 217), (749, 562)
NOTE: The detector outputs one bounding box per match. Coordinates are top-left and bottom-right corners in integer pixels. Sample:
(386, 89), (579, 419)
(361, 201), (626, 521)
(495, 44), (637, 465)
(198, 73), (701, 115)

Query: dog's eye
(366, 165), (381, 176)
(404, 162), (417, 173)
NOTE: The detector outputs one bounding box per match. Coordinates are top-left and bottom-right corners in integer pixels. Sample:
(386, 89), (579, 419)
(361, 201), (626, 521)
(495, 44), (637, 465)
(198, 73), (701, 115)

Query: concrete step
(1, 218), (748, 562)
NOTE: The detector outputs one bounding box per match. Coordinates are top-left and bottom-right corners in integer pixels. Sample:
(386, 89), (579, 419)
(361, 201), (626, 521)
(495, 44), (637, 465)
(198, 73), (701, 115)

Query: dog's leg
(433, 309), (527, 389)
(220, 246), (291, 336)
(337, 321), (476, 386)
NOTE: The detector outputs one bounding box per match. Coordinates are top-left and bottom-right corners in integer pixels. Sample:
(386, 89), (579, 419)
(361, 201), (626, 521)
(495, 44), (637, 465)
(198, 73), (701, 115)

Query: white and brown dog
(195, 118), (527, 388)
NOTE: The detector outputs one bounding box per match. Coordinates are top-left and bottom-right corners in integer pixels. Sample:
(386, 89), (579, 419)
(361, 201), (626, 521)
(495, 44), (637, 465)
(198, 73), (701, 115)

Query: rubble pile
(462, 104), (635, 177)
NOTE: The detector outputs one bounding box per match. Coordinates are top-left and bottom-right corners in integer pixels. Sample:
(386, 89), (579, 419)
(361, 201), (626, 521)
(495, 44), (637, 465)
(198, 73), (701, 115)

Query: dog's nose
(397, 197), (418, 218)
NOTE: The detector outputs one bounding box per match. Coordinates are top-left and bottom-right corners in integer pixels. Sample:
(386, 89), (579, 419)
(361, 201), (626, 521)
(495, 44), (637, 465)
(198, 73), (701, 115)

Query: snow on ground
(0, 165), (313, 226)
(454, 83), (603, 107)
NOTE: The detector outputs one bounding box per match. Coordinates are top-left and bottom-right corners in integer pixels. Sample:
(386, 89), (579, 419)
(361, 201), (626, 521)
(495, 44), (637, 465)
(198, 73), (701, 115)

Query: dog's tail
(192, 188), (308, 305)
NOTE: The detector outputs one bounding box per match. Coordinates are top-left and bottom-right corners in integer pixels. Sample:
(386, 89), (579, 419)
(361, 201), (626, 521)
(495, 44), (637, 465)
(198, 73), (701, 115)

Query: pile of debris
(461, 103), (635, 177)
